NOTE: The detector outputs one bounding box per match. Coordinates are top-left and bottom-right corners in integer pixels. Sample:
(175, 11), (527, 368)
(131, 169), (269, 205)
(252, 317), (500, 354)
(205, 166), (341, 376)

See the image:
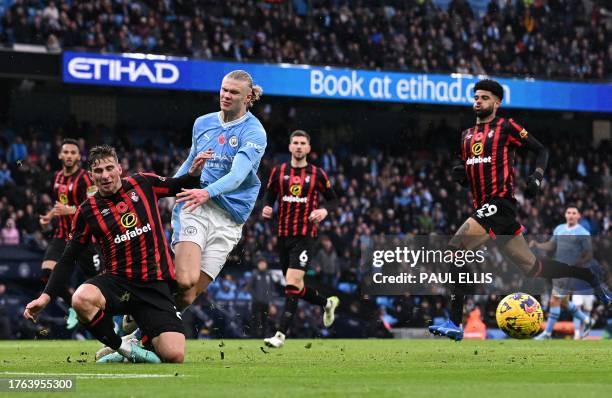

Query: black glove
(452, 165), (467, 186)
(525, 171), (543, 198)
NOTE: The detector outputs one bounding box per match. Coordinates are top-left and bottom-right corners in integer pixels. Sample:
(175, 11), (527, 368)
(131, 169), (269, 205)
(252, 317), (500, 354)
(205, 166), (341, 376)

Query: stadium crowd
(1, 0), (611, 80)
(0, 104), (610, 338)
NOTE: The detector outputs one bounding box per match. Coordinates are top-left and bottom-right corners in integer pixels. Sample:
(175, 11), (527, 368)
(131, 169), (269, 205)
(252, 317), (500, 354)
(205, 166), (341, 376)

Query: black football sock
(301, 285), (327, 307)
(279, 285), (300, 335)
(527, 259), (595, 284)
(85, 309), (121, 350)
(449, 293), (465, 326)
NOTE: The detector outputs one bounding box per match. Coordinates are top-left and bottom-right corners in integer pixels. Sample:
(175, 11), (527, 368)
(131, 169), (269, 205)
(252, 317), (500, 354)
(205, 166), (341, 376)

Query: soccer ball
(496, 293), (544, 339)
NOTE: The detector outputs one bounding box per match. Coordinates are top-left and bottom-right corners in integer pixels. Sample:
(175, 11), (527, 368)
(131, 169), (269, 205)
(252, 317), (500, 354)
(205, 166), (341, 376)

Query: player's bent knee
(71, 284), (101, 311)
(154, 332), (185, 363)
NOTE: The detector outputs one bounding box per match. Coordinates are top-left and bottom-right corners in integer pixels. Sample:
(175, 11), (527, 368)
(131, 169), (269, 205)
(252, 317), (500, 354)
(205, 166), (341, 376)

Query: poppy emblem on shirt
(292, 176), (302, 184)
(116, 201), (129, 213)
(218, 134), (226, 145)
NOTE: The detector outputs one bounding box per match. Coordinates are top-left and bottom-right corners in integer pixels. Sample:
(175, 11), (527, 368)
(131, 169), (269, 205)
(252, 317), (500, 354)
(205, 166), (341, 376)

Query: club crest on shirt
(305, 176), (311, 183)
(128, 190), (140, 203)
(229, 136), (238, 148)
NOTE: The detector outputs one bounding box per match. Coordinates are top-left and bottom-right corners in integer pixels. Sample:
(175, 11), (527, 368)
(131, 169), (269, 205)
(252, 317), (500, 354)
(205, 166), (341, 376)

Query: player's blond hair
(225, 70), (263, 108)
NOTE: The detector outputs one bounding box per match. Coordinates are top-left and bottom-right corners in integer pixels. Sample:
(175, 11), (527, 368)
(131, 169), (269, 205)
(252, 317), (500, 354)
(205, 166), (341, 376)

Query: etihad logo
(67, 57), (179, 84)
(120, 212), (138, 228)
(282, 195), (308, 203)
(114, 223), (151, 243)
(466, 156), (492, 165)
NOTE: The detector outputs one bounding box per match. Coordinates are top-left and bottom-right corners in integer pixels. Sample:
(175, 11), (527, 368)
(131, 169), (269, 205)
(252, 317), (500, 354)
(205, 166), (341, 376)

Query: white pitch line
(1, 372), (180, 379)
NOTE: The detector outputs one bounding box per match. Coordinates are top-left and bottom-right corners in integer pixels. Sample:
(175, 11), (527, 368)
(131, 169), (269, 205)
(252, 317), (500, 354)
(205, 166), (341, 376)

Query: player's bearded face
(473, 90), (499, 118)
(59, 144), (80, 168)
(219, 78), (251, 114)
(89, 157), (122, 196)
(289, 138), (311, 160)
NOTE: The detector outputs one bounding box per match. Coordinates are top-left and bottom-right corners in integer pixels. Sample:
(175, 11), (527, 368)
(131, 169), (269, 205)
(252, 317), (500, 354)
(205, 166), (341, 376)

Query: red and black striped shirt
(264, 162), (337, 238)
(51, 169), (96, 239)
(69, 173), (197, 282)
(460, 117), (531, 209)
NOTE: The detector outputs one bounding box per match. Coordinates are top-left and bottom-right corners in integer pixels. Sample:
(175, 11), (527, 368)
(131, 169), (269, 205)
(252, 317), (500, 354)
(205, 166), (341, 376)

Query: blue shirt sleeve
(205, 152), (253, 197)
(174, 125), (198, 177)
(237, 126), (267, 163)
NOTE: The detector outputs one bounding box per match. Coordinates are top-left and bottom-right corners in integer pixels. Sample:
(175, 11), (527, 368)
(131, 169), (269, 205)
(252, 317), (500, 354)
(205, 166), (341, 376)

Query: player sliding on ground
(262, 130), (339, 348)
(97, 70), (267, 359)
(24, 145), (211, 363)
(429, 79), (611, 341)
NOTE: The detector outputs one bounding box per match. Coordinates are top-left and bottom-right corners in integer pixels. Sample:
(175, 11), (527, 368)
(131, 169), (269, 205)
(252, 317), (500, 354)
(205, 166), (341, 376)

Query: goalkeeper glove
(525, 171), (543, 198)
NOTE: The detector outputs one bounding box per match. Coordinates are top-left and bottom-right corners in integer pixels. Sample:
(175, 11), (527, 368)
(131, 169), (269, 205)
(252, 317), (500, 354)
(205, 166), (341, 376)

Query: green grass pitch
(1, 339), (611, 397)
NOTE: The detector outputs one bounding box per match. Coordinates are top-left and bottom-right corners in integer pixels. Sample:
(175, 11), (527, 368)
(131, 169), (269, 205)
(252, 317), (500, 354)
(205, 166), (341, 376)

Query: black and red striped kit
(460, 117), (529, 209)
(52, 169), (95, 239)
(70, 173), (182, 282)
(264, 163), (336, 238)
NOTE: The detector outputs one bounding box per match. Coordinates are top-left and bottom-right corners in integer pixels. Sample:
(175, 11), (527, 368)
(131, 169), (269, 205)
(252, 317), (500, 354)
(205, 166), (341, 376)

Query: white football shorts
(171, 201), (243, 280)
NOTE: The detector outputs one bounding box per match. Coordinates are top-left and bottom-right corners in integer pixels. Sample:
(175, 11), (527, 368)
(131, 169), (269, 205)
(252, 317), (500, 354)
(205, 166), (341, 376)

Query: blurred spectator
(0, 163), (13, 187)
(1, 218), (19, 245)
(8, 136), (27, 166)
(247, 258), (274, 337)
(313, 236), (340, 287)
(0, 0), (609, 80)
(0, 283), (10, 339)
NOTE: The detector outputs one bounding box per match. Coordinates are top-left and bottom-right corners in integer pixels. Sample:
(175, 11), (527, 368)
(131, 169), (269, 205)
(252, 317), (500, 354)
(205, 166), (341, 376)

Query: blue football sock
(545, 306), (561, 335)
(567, 301), (587, 322)
(573, 317), (582, 335)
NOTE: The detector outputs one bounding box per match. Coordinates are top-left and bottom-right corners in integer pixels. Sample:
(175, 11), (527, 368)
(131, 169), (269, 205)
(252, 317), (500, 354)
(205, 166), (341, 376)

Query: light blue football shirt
(173, 111), (267, 224)
(552, 223), (592, 266)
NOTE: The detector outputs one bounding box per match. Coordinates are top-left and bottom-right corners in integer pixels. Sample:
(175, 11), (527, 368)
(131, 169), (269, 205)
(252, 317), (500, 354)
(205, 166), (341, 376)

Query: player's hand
(524, 171), (543, 199)
(262, 206), (273, 219)
(452, 165), (467, 186)
(188, 149), (214, 177)
(308, 208), (328, 223)
(53, 202), (74, 216)
(39, 212), (53, 226)
(24, 293), (51, 323)
(176, 188), (210, 211)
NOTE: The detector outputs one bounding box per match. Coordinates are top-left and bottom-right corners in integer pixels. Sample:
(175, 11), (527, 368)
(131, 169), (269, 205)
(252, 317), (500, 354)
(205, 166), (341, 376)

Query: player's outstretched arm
(523, 134), (549, 198)
(177, 152), (254, 211)
(24, 240), (83, 322)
